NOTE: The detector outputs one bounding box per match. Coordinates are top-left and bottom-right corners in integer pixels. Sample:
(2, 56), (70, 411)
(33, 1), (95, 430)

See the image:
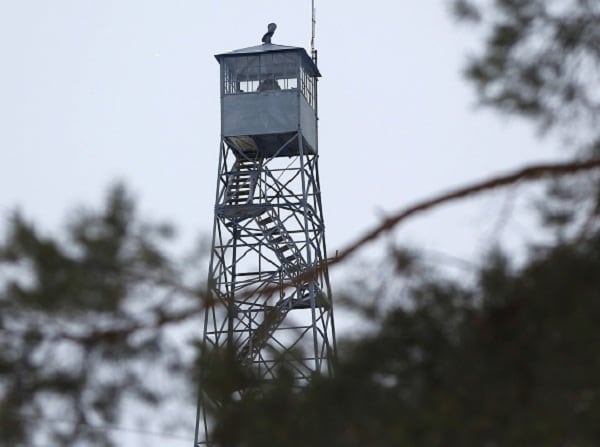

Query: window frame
(221, 52), (300, 96)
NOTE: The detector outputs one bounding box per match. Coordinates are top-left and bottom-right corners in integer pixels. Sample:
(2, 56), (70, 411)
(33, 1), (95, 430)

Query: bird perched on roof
(262, 23), (277, 44)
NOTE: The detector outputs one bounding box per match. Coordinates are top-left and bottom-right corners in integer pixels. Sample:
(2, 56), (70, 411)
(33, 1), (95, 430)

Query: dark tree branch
(333, 157), (600, 266)
(283, 157), (600, 292)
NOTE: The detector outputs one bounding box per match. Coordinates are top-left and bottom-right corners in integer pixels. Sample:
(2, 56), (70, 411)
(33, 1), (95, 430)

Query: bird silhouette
(262, 23), (277, 44)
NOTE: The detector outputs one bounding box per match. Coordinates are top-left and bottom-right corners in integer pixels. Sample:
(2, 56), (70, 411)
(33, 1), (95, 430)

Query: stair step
(228, 195), (249, 201)
(259, 217), (274, 225)
(228, 194), (249, 200)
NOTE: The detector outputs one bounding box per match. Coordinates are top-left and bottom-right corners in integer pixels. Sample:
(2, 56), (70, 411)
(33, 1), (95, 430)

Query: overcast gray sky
(0, 1), (560, 444)
(0, 0), (559, 259)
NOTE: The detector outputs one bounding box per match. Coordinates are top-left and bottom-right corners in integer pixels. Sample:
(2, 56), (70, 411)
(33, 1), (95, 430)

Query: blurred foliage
(0, 184), (204, 446)
(450, 0), (600, 150)
(448, 0), (600, 247)
(5, 180), (600, 446)
(205, 231), (600, 447)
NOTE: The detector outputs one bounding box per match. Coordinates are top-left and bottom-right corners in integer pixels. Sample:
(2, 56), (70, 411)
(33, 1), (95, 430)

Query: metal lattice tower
(194, 32), (336, 446)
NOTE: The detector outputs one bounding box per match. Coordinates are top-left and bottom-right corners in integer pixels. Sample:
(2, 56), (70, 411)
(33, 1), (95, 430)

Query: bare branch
(331, 157), (600, 267)
(265, 157), (600, 297)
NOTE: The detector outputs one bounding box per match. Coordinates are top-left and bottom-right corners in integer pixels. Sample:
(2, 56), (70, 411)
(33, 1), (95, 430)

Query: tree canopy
(207, 234), (600, 446)
(453, 0), (600, 148)
(0, 185), (204, 445)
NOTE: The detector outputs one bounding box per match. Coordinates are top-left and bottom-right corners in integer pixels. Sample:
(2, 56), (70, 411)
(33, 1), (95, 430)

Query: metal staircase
(216, 158), (328, 366)
(224, 159), (260, 206)
(257, 209), (307, 276)
(236, 209), (326, 364)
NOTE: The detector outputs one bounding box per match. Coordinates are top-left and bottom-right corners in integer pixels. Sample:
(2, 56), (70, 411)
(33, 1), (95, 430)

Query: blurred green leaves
(0, 183), (203, 446)
(206, 231), (600, 447)
(451, 0), (600, 148)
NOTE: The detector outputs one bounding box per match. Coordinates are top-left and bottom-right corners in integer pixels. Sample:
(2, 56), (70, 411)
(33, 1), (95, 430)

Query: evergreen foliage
(207, 234), (600, 446)
(452, 0), (600, 147)
(0, 185), (202, 446)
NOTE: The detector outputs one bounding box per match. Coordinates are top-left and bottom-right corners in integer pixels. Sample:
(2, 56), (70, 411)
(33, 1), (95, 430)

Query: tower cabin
(215, 43), (321, 157)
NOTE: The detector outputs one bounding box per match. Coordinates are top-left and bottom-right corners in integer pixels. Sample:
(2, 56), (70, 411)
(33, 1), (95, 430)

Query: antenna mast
(311, 0), (317, 63)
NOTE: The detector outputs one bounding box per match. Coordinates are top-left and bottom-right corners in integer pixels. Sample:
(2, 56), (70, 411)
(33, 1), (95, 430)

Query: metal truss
(194, 132), (336, 446)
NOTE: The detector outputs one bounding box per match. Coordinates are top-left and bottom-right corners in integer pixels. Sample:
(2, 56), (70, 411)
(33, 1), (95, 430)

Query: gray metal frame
(194, 46), (334, 447)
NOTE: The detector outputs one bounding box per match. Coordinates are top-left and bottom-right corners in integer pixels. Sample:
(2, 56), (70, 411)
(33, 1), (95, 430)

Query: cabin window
(300, 64), (316, 109)
(223, 53), (298, 95)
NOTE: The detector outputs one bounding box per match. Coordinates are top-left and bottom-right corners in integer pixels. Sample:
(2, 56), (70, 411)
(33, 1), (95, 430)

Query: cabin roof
(215, 43), (321, 77)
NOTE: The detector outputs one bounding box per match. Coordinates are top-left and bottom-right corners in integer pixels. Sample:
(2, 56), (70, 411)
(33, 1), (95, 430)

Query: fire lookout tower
(194, 25), (336, 445)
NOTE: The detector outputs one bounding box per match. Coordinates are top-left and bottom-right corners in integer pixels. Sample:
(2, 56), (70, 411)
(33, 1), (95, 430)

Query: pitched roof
(221, 43), (300, 55)
(215, 43), (321, 77)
